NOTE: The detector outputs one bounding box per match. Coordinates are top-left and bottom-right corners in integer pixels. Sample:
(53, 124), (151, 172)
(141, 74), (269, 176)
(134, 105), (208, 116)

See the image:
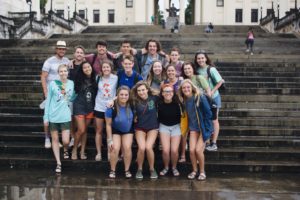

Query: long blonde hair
(177, 79), (201, 104)
(114, 86), (131, 117)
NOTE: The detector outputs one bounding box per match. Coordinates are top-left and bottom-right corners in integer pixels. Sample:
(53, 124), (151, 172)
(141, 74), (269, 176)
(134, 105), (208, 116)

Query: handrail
(260, 12), (275, 26)
(49, 12), (72, 30)
(275, 11), (297, 30)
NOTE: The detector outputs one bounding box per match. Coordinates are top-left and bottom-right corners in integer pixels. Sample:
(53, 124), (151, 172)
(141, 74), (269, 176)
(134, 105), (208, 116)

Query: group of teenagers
(41, 39), (224, 181)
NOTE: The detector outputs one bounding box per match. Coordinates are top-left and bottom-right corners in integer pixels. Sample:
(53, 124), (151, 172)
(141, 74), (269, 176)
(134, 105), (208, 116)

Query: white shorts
(159, 123), (181, 137)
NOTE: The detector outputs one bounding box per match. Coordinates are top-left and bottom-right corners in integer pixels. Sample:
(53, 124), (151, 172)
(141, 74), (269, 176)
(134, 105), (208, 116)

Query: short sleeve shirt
(42, 56), (70, 86)
(105, 106), (134, 133)
(94, 74), (118, 112)
(135, 95), (159, 130)
(190, 75), (209, 93)
(197, 66), (222, 98)
(117, 70), (143, 89)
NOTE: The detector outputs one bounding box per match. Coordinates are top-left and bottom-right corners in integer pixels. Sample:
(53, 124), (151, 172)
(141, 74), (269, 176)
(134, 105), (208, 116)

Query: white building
(1, 0), (298, 26)
(0, 0), (40, 20)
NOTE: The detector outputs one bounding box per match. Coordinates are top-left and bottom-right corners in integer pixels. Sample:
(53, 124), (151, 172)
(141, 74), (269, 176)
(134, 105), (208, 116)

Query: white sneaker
(45, 138), (51, 149)
(246, 49), (250, 52)
(39, 100), (46, 109)
(251, 52), (254, 55)
(69, 137), (74, 147)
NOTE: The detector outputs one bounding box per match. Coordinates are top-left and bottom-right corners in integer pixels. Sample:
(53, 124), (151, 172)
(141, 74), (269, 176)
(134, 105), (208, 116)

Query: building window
(216, 0), (224, 7)
(235, 9), (243, 23)
(267, 9), (273, 16)
(79, 10), (85, 19)
(108, 9), (115, 23)
(251, 9), (258, 22)
(93, 10), (100, 23)
(56, 10), (64, 18)
(126, 0), (133, 8)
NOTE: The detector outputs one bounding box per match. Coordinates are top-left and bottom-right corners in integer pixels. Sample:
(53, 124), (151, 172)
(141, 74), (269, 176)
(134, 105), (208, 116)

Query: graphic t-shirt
(94, 74), (118, 112)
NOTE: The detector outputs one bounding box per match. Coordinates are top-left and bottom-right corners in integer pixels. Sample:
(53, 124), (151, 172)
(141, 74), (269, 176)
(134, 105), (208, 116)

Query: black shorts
(94, 110), (105, 119)
(112, 128), (134, 135)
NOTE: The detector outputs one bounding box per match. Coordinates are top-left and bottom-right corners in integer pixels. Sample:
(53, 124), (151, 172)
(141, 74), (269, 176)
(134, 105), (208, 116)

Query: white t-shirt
(42, 56), (70, 86)
(94, 74), (118, 112)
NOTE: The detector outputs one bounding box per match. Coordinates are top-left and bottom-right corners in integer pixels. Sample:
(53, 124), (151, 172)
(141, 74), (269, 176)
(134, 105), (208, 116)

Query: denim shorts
(159, 123), (181, 137)
(213, 94), (222, 108)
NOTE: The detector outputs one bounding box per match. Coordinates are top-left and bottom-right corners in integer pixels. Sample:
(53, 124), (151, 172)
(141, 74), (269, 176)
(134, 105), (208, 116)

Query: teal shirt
(197, 66), (222, 98)
(43, 80), (75, 123)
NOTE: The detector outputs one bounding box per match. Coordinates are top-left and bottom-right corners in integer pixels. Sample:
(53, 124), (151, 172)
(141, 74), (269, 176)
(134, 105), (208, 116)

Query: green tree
(185, 0), (193, 25)
(40, 0), (47, 10)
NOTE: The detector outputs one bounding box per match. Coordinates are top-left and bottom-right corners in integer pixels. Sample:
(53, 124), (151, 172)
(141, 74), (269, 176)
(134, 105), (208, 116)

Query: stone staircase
(0, 25), (299, 173)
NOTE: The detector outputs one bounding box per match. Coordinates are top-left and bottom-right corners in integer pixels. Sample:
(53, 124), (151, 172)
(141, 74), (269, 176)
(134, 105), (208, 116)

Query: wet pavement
(0, 169), (299, 200)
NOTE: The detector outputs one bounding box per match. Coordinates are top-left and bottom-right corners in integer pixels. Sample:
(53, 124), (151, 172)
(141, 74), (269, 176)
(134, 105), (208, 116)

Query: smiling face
(137, 84), (148, 100)
(181, 82), (193, 97)
(56, 48), (66, 58)
(122, 58), (134, 73)
(183, 64), (194, 78)
(58, 65), (68, 81)
(118, 89), (129, 104)
(121, 43), (131, 55)
(152, 62), (163, 76)
(82, 63), (92, 77)
(101, 63), (112, 76)
(97, 45), (107, 55)
(196, 53), (207, 68)
(162, 86), (174, 102)
(166, 65), (176, 79)
(74, 48), (85, 62)
(148, 42), (158, 55)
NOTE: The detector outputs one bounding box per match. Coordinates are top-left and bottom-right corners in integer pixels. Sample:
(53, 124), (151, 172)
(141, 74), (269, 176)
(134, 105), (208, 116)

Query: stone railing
(0, 10), (88, 39)
(72, 13), (88, 26)
(275, 11), (297, 30)
(260, 12), (275, 26)
(48, 12), (72, 30)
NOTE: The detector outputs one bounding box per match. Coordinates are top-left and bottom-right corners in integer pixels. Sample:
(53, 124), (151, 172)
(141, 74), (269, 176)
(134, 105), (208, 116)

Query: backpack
(207, 66), (226, 91)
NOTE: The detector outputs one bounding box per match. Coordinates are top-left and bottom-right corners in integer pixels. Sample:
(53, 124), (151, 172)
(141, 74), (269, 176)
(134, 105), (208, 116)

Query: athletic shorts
(49, 122), (70, 132)
(94, 110), (105, 119)
(75, 112), (94, 119)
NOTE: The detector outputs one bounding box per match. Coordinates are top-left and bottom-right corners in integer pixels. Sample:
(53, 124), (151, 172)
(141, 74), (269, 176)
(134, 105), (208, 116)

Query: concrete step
(1, 141), (299, 162)
(1, 153), (299, 173)
(2, 114), (300, 127)
(1, 131), (299, 148)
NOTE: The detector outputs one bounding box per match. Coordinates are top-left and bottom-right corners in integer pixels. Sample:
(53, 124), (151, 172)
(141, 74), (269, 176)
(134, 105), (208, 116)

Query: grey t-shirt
(42, 56), (70, 86)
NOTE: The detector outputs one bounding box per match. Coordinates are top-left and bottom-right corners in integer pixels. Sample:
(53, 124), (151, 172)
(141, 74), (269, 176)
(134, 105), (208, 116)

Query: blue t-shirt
(105, 106), (133, 133)
(185, 96), (200, 132)
(117, 70), (143, 89)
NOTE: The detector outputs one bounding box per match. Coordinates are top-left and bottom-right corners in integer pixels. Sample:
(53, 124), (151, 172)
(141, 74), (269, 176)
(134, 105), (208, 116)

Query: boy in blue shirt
(117, 55), (143, 89)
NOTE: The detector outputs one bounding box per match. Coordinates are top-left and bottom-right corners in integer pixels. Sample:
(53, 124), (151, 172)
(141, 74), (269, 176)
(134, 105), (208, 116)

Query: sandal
(95, 153), (102, 161)
(109, 170), (116, 179)
(63, 151), (69, 159)
(80, 153), (87, 160)
(198, 173), (206, 181)
(178, 157), (186, 163)
(125, 171), (132, 179)
(187, 171), (197, 180)
(71, 151), (77, 160)
(55, 164), (61, 173)
(172, 168), (180, 177)
(159, 168), (169, 176)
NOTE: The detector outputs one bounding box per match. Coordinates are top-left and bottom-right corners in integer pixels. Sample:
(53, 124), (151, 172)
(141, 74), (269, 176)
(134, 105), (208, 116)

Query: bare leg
(160, 133), (171, 169)
(121, 134), (133, 171)
(145, 130), (158, 171)
(135, 131), (146, 170)
(110, 135), (121, 171)
(170, 135), (181, 169)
